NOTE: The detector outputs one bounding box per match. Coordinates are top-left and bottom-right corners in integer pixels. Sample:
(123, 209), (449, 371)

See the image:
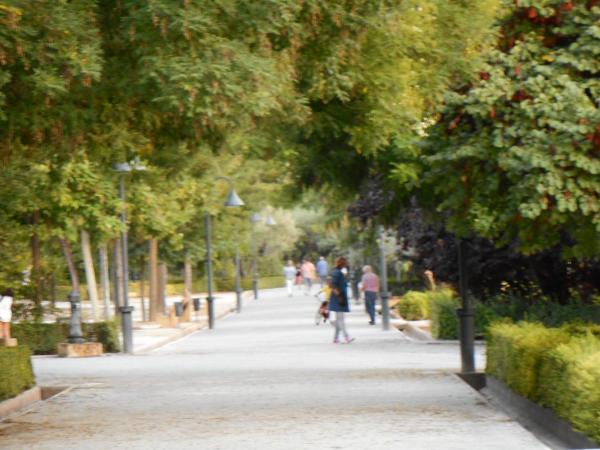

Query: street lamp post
(114, 161), (146, 353)
(205, 178), (244, 329)
(249, 213), (276, 300)
(457, 238), (475, 373)
(379, 226), (391, 331)
(234, 247), (242, 313)
(250, 213), (261, 300)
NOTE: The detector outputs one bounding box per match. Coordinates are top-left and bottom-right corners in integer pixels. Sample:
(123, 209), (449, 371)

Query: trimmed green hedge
(487, 322), (600, 443)
(0, 346), (35, 401)
(396, 291), (430, 320)
(396, 289), (459, 339)
(12, 320), (121, 355)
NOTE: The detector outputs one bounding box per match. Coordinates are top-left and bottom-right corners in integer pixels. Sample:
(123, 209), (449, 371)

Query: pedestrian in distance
(0, 288), (14, 344)
(329, 257), (354, 344)
(301, 259), (316, 295)
(316, 256), (329, 288)
(294, 264), (303, 293)
(360, 265), (379, 325)
(283, 260), (297, 297)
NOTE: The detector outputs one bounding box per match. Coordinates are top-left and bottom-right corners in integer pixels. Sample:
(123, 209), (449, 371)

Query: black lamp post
(457, 238), (475, 373)
(114, 160), (146, 353)
(249, 213), (276, 300)
(205, 178), (244, 329)
(379, 226), (391, 331)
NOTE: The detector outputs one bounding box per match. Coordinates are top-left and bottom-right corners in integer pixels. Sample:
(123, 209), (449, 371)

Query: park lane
(0, 288), (548, 450)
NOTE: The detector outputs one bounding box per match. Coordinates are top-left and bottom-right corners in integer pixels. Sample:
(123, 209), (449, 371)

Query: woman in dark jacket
(328, 257), (354, 344)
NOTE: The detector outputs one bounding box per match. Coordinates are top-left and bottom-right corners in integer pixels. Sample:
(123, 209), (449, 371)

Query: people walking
(301, 259), (316, 295)
(360, 265), (379, 325)
(316, 256), (329, 287)
(329, 257), (354, 344)
(283, 260), (297, 297)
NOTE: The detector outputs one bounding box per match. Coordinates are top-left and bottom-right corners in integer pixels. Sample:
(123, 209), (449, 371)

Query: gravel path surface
(0, 288), (548, 450)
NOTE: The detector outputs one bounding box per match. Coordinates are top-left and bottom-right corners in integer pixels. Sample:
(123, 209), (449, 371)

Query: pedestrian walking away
(329, 257), (354, 344)
(361, 265), (379, 325)
(283, 260), (297, 297)
(301, 259), (316, 295)
(316, 256), (329, 287)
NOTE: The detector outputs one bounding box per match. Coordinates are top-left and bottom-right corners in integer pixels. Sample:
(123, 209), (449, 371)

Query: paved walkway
(0, 288), (548, 450)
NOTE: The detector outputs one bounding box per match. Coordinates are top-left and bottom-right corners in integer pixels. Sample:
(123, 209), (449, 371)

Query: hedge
(0, 346), (35, 402)
(396, 291), (430, 320)
(487, 322), (600, 443)
(395, 289), (460, 339)
(12, 320), (121, 355)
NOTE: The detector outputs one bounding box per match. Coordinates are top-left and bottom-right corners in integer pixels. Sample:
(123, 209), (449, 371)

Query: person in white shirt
(0, 288), (14, 343)
(283, 261), (297, 297)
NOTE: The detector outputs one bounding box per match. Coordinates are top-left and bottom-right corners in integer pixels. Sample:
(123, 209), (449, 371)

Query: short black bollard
(174, 301), (184, 317)
(68, 292), (85, 344)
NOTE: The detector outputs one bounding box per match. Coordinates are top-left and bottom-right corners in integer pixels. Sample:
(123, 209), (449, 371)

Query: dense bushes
(396, 288), (600, 340)
(487, 322), (600, 443)
(0, 346), (35, 401)
(395, 289), (459, 339)
(12, 320), (121, 354)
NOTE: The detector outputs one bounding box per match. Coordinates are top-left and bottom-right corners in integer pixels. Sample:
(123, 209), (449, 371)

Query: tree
(416, 0), (600, 257)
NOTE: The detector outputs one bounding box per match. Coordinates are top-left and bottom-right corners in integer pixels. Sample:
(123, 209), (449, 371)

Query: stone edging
(0, 386), (41, 420)
(481, 376), (599, 450)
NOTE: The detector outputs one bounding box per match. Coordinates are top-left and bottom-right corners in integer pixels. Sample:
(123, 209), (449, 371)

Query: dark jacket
(328, 267), (349, 312)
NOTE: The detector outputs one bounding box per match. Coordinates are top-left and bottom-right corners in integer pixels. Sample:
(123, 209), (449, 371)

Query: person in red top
(360, 265), (379, 325)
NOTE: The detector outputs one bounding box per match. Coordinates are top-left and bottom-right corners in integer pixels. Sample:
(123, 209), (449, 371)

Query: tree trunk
(59, 237), (80, 295)
(81, 230), (99, 321)
(183, 256), (192, 321)
(149, 238), (159, 321)
(99, 244), (112, 320)
(112, 239), (124, 308)
(31, 211), (42, 306)
(159, 262), (168, 315)
(139, 255), (147, 322)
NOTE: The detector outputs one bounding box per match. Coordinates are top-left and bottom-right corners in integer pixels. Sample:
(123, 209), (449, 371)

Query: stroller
(314, 287), (330, 325)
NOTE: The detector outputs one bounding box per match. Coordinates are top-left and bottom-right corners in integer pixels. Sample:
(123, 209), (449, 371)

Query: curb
(481, 376), (599, 450)
(133, 322), (207, 354)
(133, 291), (254, 354)
(0, 386), (41, 420)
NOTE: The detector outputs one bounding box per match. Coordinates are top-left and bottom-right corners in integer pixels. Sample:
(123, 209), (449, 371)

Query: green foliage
(12, 320), (121, 354)
(0, 346), (35, 402)
(487, 322), (600, 442)
(417, 0), (600, 257)
(83, 320), (121, 353)
(428, 289), (460, 339)
(396, 291), (430, 320)
(12, 322), (67, 355)
(487, 322), (571, 399)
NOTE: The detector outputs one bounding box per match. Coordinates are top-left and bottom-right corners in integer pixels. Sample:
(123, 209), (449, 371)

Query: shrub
(0, 346), (35, 401)
(83, 320), (121, 353)
(538, 334), (600, 442)
(12, 322), (67, 355)
(487, 322), (600, 443)
(13, 320), (121, 354)
(487, 322), (571, 400)
(396, 291), (430, 320)
(428, 289), (460, 339)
